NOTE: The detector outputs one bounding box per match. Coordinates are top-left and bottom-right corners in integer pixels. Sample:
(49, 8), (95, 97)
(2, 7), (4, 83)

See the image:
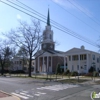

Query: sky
(0, 0), (100, 53)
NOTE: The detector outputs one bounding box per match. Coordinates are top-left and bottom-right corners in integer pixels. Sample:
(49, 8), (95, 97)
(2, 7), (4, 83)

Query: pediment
(65, 48), (89, 54)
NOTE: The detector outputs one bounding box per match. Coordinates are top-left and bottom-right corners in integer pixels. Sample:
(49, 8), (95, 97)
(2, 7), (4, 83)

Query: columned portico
(71, 55), (72, 71)
(38, 56), (53, 73)
(38, 57), (40, 71)
(47, 56), (48, 72)
(34, 59), (36, 73)
(78, 54), (80, 73)
(51, 56), (52, 72)
(42, 56), (44, 72)
(64, 56), (66, 72)
(87, 53), (89, 73)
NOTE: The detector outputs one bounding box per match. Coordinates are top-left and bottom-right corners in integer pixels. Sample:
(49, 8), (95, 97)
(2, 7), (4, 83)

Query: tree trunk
(29, 53), (32, 77)
(1, 65), (4, 75)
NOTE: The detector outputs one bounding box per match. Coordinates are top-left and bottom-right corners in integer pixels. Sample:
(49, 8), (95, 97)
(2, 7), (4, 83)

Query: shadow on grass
(59, 79), (88, 84)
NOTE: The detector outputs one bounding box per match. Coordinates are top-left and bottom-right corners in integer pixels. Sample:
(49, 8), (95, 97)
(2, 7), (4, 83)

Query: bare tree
(16, 46), (28, 71)
(6, 20), (42, 77)
(0, 43), (13, 75)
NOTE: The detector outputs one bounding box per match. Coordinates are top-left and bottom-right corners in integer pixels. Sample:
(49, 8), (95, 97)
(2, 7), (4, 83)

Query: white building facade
(11, 57), (35, 72)
(65, 46), (100, 74)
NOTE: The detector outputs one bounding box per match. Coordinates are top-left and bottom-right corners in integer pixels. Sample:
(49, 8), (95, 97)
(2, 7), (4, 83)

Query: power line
(6, 0), (46, 20)
(67, 0), (100, 26)
(1, 0), (98, 47)
(7, 0), (97, 46)
(10, 0), (75, 32)
(0, 0), (98, 48)
(10, 0), (97, 46)
(51, 0), (100, 34)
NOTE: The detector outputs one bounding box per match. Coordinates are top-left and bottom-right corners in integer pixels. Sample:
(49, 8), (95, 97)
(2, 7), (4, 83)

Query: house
(11, 57), (35, 72)
(65, 46), (100, 74)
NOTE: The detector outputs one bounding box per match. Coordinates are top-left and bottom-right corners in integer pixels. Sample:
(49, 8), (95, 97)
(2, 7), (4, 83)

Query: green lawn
(59, 79), (88, 83)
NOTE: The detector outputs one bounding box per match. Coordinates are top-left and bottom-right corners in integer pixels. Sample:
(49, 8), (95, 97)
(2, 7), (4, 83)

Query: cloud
(0, 28), (3, 32)
(68, 0), (93, 17)
(52, 0), (93, 17)
(17, 14), (21, 19)
(52, 0), (74, 9)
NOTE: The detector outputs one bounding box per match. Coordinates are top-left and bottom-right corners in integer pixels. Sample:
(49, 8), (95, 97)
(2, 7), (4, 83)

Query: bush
(88, 66), (96, 73)
(85, 72), (93, 76)
(56, 63), (61, 74)
(36, 71), (39, 73)
(63, 69), (70, 75)
(85, 72), (99, 77)
(4, 70), (9, 73)
(93, 71), (99, 77)
(0, 70), (9, 74)
(70, 71), (78, 76)
(10, 70), (25, 74)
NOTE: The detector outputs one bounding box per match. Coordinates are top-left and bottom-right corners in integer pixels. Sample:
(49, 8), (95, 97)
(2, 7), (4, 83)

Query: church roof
(47, 49), (64, 54)
(65, 47), (99, 55)
(65, 48), (89, 53)
(34, 49), (65, 57)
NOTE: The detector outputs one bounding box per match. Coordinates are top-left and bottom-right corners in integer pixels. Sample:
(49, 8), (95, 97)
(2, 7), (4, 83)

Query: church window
(69, 56), (71, 61)
(84, 54), (87, 60)
(77, 65), (79, 70)
(80, 55), (84, 60)
(20, 61), (22, 64)
(72, 55), (78, 61)
(50, 34), (52, 39)
(43, 35), (46, 40)
(72, 65), (74, 71)
(84, 65), (87, 70)
(97, 58), (99, 63)
(92, 55), (95, 60)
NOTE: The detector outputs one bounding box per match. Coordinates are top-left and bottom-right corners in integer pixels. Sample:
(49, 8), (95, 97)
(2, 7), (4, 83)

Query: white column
(38, 57), (40, 72)
(64, 56), (66, 72)
(43, 56), (44, 72)
(87, 54), (89, 73)
(51, 56), (52, 72)
(47, 56), (48, 72)
(71, 55), (72, 72)
(78, 54), (80, 73)
(34, 59), (36, 73)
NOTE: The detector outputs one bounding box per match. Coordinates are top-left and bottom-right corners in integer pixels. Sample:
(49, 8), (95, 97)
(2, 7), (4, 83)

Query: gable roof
(47, 49), (65, 54)
(65, 47), (100, 55)
(65, 47), (90, 55)
(34, 49), (65, 57)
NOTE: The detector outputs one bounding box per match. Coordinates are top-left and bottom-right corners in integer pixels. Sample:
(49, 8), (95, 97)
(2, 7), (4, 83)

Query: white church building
(34, 9), (67, 74)
(34, 9), (100, 74)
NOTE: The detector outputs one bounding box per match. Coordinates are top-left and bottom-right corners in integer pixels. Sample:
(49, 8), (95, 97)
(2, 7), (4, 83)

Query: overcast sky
(0, 0), (100, 52)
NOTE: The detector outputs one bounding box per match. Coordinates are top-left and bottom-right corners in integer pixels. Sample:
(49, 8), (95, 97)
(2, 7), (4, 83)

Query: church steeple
(41, 8), (55, 50)
(47, 9), (50, 26)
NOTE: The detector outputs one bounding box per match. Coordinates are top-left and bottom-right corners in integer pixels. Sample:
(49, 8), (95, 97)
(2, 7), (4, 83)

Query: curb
(0, 90), (11, 96)
(0, 90), (21, 100)
(11, 95), (21, 100)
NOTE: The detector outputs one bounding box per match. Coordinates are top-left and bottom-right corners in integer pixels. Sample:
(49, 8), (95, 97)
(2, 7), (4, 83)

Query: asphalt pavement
(0, 76), (100, 100)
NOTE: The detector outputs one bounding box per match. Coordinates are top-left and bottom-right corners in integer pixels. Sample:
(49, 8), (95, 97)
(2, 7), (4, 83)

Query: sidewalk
(0, 91), (20, 100)
(53, 76), (100, 85)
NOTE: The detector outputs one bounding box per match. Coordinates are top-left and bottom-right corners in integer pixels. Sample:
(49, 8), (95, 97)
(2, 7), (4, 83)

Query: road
(0, 76), (99, 100)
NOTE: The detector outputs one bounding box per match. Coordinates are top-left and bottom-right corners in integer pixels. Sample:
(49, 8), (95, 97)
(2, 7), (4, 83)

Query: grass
(94, 80), (100, 84)
(3, 73), (100, 83)
(59, 79), (88, 83)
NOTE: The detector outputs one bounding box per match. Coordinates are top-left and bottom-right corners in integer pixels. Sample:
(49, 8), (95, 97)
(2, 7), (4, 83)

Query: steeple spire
(47, 8), (50, 26)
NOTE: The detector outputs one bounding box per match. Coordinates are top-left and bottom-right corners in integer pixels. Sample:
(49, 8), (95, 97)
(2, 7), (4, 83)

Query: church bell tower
(41, 9), (55, 51)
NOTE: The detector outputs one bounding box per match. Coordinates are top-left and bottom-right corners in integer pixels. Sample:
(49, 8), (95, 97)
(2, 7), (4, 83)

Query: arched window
(50, 34), (52, 39)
